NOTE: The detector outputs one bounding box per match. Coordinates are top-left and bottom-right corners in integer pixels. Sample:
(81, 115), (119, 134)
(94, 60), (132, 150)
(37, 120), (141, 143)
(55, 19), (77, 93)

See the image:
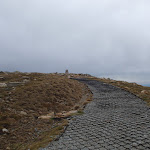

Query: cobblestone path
(42, 79), (150, 150)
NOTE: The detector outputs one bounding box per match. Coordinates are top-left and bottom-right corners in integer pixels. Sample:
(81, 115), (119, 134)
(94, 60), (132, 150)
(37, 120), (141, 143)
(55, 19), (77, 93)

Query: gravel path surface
(41, 79), (150, 150)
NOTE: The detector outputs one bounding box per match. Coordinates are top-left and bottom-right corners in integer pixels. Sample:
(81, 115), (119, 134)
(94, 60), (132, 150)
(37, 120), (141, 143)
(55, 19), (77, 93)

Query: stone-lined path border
(41, 79), (150, 150)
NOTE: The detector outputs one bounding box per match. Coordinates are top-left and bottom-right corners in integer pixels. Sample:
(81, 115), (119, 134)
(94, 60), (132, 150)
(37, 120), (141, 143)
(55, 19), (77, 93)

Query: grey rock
(7, 82), (24, 87)
(0, 83), (7, 87)
(20, 111), (27, 115)
(2, 128), (9, 133)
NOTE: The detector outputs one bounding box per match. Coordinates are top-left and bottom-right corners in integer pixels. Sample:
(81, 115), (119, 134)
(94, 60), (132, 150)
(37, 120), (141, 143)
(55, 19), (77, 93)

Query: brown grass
(15, 119), (68, 150)
(0, 72), (90, 150)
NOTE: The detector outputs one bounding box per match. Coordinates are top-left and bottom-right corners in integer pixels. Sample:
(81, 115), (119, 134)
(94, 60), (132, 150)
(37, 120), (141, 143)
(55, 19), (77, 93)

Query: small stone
(141, 90), (149, 94)
(20, 111), (27, 115)
(8, 82), (24, 87)
(0, 83), (7, 87)
(23, 79), (30, 83)
(22, 76), (30, 79)
(2, 128), (9, 133)
(38, 112), (55, 119)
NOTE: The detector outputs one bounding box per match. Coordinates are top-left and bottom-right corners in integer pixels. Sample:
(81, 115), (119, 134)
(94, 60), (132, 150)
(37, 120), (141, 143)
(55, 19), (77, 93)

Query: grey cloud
(0, 0), (150, 84)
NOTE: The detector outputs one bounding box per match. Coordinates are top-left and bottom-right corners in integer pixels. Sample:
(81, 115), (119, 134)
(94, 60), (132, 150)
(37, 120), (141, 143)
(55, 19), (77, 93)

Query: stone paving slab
(40, 79), (150, 150)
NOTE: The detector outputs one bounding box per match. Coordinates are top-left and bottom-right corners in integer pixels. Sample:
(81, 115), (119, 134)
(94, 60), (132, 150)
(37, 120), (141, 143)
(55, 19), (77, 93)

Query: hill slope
(0, 72), (91, 149)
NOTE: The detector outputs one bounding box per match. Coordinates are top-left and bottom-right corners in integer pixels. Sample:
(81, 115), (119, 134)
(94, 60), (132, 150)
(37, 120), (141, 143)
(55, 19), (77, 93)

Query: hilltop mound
(0, 72), (91, 149)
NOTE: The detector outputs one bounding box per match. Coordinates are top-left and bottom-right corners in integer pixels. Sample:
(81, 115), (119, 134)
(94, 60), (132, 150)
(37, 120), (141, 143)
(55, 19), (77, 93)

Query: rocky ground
(42, 79), (150, 150)
(0, 72), (91, 150)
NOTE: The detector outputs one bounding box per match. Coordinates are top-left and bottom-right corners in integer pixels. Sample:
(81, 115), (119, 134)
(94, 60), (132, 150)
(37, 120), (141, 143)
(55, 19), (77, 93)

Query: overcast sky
(0, 0), (150, 84)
